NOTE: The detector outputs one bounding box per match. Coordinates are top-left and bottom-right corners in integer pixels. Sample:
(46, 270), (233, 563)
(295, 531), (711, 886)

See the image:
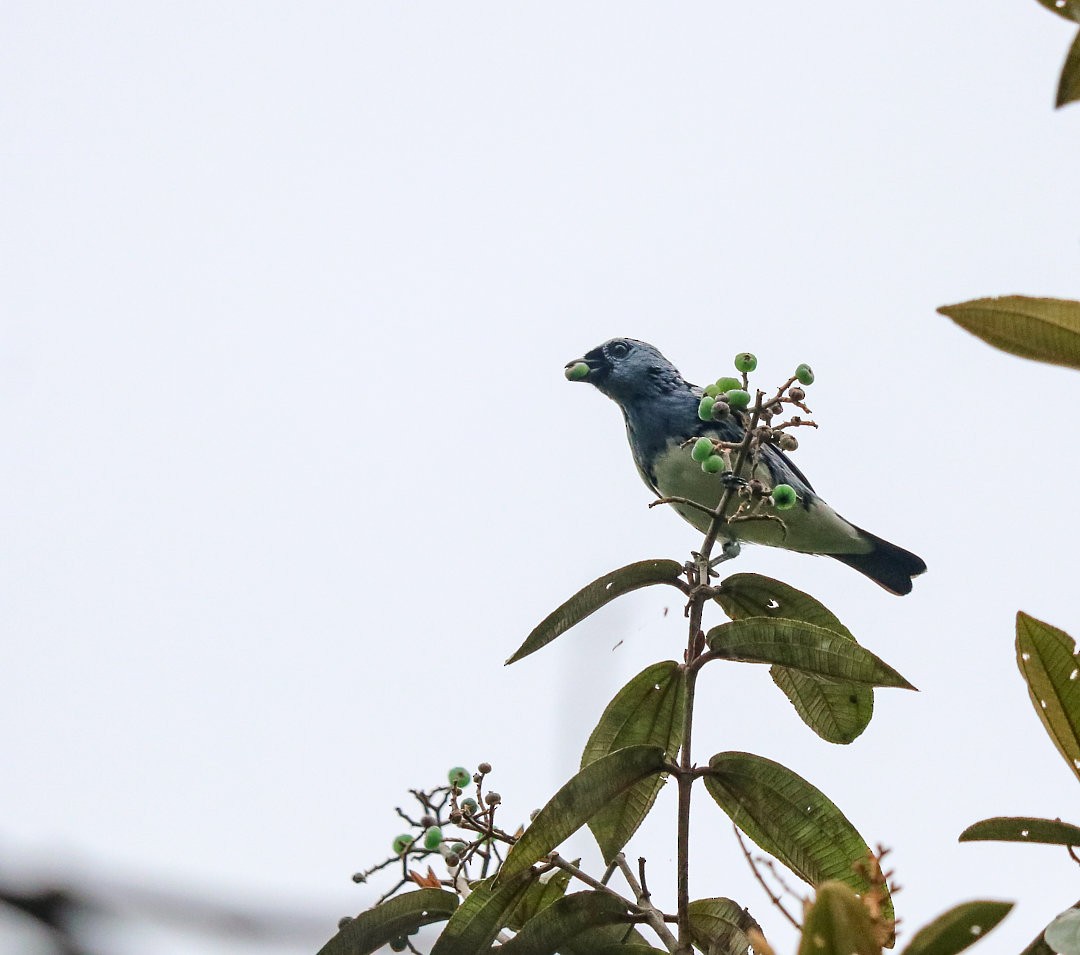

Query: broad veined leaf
(901, 901), (1014, 955)
(499, 746), (668, 881)
(705, 618), (915, 689)
(561, 924), (655, 954)
(430, 873), (537, 955)
(798, 882), (878, 955)
(715, 574), (872, 743)
(1059, 29), (1080, 107)
(506, 867), (574, 931)
(507, 560), (684, 664)
(960, 816), (1080, 847)
(1034, 0), (1080, 23)
(703, 752), (891, 923)
(497, 891), (630, 954)
(939, 297), (1080, 372)
(687, 897), (761, 955)
(317, 889), (458, 955)
(1016, 612), (1080, 783)
(578, 946), (668, 954)
(581, 661), (686, 860)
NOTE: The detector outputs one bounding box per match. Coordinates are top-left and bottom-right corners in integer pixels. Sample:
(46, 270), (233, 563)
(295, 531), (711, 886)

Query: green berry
(564, 361), (590, 381)
(771, 484), (798, 510)
(697, 396), (715, 421)
(390, 937), (408, 952)
(461, 797), (478, 813)
(725, 389), (751, 409)
(734, 352), (757, 373)
(715, 376), (741, 393)
(702, 454), (725, 474)
(451, 842), (466, 855)
(795, 363), (815, 386)
(447, 766), (470, 788)
(392, 833), (415, 854)
(704, 383), (721, 397)
(423, 826), (443, 850)
(691, 437), (714, 462)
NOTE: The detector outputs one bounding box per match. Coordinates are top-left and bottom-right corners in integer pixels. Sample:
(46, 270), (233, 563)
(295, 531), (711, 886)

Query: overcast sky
(4, 3), (1080, 954)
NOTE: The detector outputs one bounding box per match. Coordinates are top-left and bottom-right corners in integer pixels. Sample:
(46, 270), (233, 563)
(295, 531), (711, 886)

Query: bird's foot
(709, 540), (741, 570)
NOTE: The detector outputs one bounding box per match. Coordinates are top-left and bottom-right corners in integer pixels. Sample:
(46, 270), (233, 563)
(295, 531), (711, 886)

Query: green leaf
(507, 560), (684, 664)
(499, 746), (668, 882)
(1034, 0), (1080, 23)
(706, 618), (915, 689)
(317, 889), (458, 955)
(561, 926), (656, 954)
(687, 897), (761, 955)
(703, 752), (891, 923)
(938, 297), (1080, 372)
(715, 574), (873, 744)
(901, 901), (1014, 955)
(1059, 30), (1080, 107)
(506, 867), (574, 931)
(581, 661), (685, 861)
(581, 947), (668, 954)
(960, 816), (1080, 847)
(1016, 612), (1080, 784)
(798, 882), (878, 955)
(429, 873), (537, 955)
(497, 892), (630, 954)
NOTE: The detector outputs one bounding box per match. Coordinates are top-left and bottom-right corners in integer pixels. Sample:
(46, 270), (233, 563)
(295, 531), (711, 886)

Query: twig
(552, 854), (677, 951)
(733, 826), (800, 931)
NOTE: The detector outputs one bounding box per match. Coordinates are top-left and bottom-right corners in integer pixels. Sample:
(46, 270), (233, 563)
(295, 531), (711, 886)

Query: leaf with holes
(1016, 612), (1080, 784)
(715, 574), (872, 744)
(901, 901), (1014, 955)
(581, 661), (685, 861)
(703, 752), (892, 925)
(1034, 0), (1080, 23)
(939, 297), (1080, 372)
(1059, 29), (1080, 107)
(960, 816), (1080, 847)
(317, 889), (458, 955)
(688, 897), (761, 955)
(497, 892), (631, 954)
(429, 873), (538, 955)
(507, 560), (684, 664)
(705, 618), (915, 689)
(499, 746), (668, 882)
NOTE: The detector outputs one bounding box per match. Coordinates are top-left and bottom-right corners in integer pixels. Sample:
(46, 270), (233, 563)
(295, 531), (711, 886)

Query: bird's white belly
(647, 440), (868, 555)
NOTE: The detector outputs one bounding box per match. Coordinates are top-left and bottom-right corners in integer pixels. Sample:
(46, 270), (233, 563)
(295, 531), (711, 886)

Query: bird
(564, 337), (926, 595)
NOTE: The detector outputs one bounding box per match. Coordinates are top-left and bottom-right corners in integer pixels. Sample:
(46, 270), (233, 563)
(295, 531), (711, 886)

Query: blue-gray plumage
(566, 338), (926, 595)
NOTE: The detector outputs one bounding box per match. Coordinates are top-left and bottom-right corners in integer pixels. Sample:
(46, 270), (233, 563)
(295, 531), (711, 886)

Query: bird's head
(564, 338), (687, 405)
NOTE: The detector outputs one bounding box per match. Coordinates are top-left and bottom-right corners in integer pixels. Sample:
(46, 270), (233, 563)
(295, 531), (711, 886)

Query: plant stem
(674, 395), (767, 955)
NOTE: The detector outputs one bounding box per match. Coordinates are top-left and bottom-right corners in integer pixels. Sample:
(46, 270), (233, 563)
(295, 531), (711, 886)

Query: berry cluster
(689, 352), (819, 514)
(347, 762), (514, 950)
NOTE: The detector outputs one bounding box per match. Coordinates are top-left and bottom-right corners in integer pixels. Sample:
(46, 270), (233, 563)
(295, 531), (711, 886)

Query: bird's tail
(830, 528), (927, 596)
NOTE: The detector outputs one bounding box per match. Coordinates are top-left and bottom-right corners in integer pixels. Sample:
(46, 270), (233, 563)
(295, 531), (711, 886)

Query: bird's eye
(609, 341), (631, 359)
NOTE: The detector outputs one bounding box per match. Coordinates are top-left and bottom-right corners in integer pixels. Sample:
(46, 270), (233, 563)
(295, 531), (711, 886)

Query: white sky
(3, 3), (1080, 954)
